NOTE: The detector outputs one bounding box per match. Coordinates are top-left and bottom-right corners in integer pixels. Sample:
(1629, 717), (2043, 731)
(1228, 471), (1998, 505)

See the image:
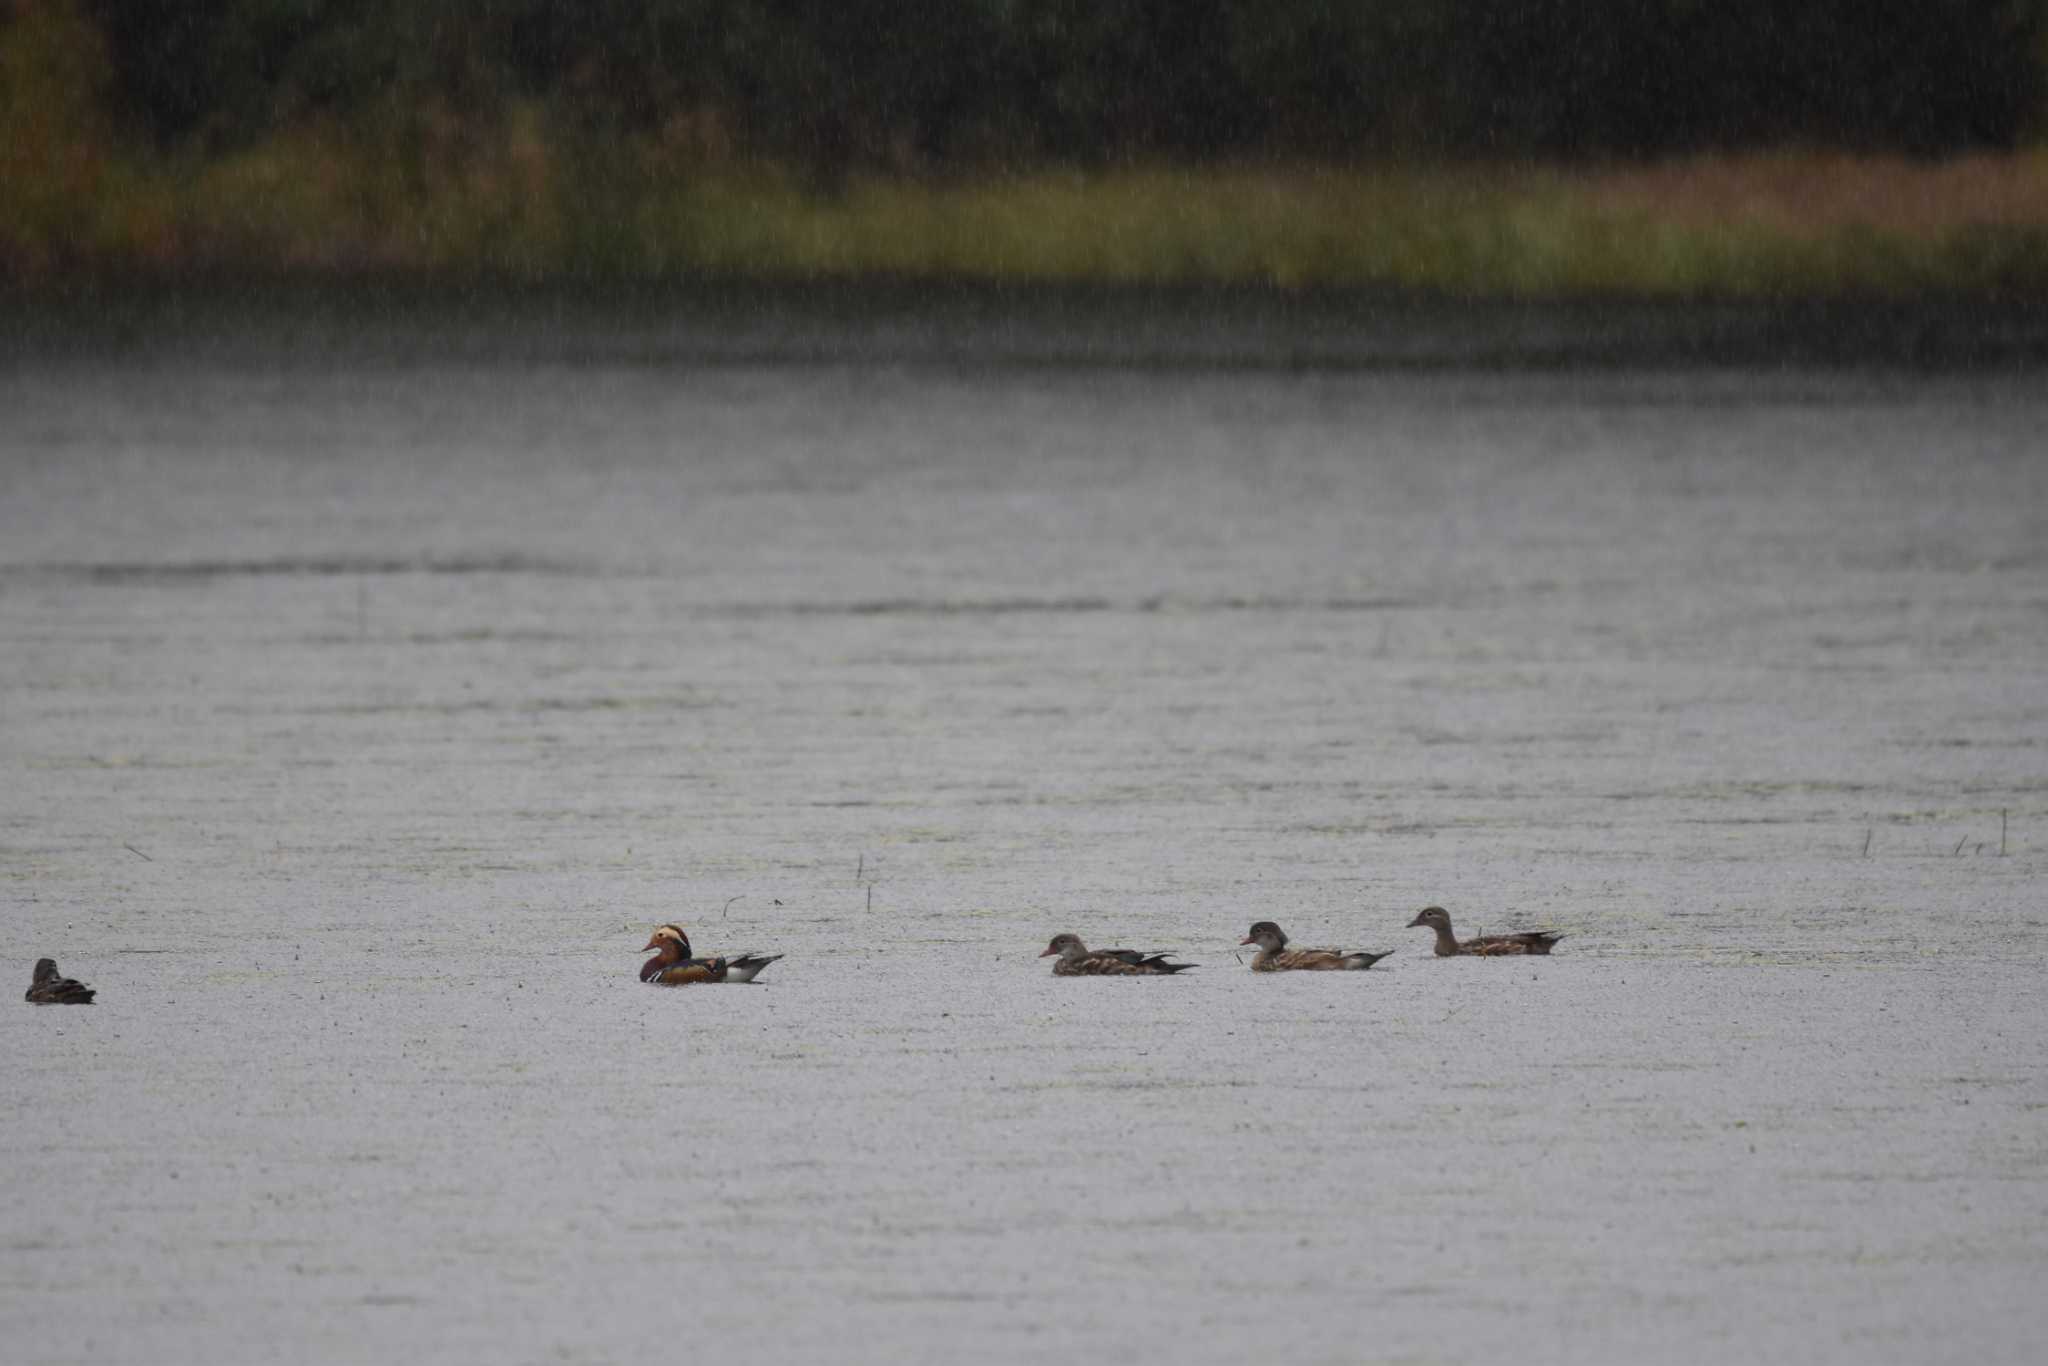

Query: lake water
(4, 290), (2045, 1364)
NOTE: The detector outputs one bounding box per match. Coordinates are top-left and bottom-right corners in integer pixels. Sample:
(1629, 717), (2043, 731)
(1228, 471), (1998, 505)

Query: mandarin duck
(1039, 933), (1194, 976)
(1407, 906), (1562, 956)
(1240, 921), (1392, 971)
(640, 924), (782, 984)
(26, 958), (95, 1004)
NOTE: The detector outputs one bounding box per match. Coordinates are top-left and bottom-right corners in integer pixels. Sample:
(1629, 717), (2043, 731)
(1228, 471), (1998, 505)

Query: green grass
(5, 2), (2046, 297)
(538, 159), (2048, 297)
(7, 95), (2048, 297)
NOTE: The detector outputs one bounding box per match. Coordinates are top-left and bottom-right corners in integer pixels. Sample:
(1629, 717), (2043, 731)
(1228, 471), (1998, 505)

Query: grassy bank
(11, 137), (2048, 299)
(658, 154), (2048, 297)
(12, 0), (2048, 296)
(5, 11), (2047, 298)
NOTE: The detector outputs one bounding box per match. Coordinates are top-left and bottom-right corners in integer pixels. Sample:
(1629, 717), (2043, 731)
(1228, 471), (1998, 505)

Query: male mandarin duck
(639, 924), (782, 984)
(1407, 906), (1562, 957)
(1239, 921), (1392, 971)
(26, 958), (95, 1004)
(1039, 933), (1194, 976)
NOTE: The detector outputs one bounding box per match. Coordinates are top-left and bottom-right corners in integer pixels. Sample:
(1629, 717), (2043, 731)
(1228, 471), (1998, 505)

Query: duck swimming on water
(1407, 906), (1562, 957)
(1240, 921), (1392, 971)
(26, 958), (95, 1004)
(1039, 933), (1194, 976)
(639, 924), (782, 984)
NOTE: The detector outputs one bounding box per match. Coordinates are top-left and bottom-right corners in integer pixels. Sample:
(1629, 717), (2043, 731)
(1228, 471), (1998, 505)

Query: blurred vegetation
(6, 0), (2048, 293)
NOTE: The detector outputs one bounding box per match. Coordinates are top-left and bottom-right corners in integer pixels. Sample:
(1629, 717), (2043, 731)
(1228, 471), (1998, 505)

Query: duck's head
(1240, 921), (1286, 950)
(642, 924), (691, 956)
(1039, 933), (1086, 960)
(31, 958), (58, 983)
(1407, 906), (1451, 931)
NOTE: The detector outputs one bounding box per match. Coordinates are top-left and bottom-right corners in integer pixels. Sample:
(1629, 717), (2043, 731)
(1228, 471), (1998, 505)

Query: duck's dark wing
(1464, 932), (1562, 956)
(645, 957), (729, 984)
(1269, 947), (1384, 971)
(1060, 952), (1191, 975)
(1091, 947), (1194, 972)
(26, 975), (95, 1004)
(1263, 948), (1336, 971)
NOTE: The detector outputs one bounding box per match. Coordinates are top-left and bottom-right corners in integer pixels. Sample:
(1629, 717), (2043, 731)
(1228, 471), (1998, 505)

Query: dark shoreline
(7, 278), (2047, 372)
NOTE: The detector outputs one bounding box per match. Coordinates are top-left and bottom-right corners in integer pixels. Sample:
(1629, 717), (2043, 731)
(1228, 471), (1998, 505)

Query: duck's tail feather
(723, 953), (783, 983)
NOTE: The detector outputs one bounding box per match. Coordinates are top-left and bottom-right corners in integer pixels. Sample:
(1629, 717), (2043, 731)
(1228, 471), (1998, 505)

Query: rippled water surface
(4, 294), (2045, 1364)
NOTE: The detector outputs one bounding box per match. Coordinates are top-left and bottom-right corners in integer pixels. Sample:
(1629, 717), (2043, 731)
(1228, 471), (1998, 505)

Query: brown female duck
(26, 958), (95, 1004)
(639, 924), (782, 984)
(1039, 933), (1194, 976)
(1407, 906), (1562, 957)
(1240, 922), (1391, 971)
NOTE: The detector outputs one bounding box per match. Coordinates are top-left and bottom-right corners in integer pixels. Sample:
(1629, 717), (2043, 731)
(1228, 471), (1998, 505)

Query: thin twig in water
(2000, 809), (2008, 857)
(1861, 828), (1872, 857)
(1953, 835), (1969, 856)
(723, 895), (743, 921)
(856, 853), (864, 884)
(123, 844), (153, 862)
(866, 885), (873, 913)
